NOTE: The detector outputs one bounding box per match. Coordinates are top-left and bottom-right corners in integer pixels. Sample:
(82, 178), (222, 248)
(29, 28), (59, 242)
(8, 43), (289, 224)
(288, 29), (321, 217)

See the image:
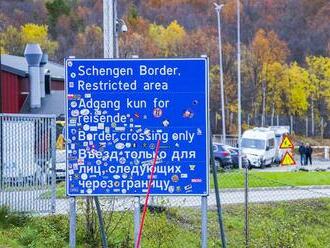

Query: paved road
(2, 151), (328, 213)
(54, 186), (330, 213)
(254, 156), (330, 172)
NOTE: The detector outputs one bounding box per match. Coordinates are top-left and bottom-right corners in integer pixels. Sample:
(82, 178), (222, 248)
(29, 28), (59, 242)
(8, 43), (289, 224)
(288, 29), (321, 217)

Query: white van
(241, 128), (276, 168)
(2, 120), (41, 185)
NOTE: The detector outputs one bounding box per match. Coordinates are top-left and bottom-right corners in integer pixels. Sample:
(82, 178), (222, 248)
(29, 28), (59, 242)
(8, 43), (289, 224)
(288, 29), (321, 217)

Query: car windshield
(241, 138), (265, 149)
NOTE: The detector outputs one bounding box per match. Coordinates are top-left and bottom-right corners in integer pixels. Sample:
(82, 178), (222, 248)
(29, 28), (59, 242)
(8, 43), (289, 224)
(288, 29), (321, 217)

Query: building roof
(21, 91), (65, 117)
(1, 54), (64, 80)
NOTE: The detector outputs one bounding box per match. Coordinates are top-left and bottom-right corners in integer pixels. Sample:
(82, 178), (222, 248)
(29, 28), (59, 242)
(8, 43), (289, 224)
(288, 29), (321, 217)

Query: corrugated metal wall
(1, 71), (20, 113)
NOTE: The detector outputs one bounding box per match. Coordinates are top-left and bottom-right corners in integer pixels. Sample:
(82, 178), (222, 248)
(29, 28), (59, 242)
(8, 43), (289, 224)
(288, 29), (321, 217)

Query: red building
(1, 54), (64, 115)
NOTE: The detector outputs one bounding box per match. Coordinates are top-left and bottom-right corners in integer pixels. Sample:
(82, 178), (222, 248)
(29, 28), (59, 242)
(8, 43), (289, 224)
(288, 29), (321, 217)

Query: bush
(0, 206), (30, 228)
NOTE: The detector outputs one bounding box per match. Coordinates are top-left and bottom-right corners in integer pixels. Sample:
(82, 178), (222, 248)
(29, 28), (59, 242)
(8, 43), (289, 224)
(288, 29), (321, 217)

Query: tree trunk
(320, 117), (324, 139)
(290, 115), (293, 134)
(261, 81), (266, 127)
(271, 103), (275, 126)
(305, 116), (308, 137)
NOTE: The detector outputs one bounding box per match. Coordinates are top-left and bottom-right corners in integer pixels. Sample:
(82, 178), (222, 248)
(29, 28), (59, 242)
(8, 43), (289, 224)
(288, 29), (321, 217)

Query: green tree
(45, 0), (70, 37)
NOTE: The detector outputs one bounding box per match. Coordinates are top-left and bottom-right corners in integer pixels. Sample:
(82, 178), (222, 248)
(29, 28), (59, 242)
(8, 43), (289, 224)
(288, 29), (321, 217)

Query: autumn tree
(21, 23), (58, 55)
(0, 23), (58, 56)
(282, 63), (310, 119)
(0, 26), (23, 55)
(148, 20), (186, 57)
(249, 28), (289, 125)
(306, 56), (330, 136)
(73, 25), (103, 58)
(263, 62), (287, 125)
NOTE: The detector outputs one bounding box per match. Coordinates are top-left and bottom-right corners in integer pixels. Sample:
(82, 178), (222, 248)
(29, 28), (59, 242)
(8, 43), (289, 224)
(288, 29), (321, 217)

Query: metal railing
(0, 114), (57, 213)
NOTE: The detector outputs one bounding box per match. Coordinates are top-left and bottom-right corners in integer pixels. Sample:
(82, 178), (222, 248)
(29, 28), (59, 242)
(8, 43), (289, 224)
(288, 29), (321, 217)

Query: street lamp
(237, 0), (242, 169)
(115, 18), (128, 58)
(214, 3), (226, 144)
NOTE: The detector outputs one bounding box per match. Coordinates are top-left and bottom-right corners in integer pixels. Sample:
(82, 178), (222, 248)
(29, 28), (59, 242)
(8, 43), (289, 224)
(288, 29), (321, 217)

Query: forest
(1, 0), (329, 136)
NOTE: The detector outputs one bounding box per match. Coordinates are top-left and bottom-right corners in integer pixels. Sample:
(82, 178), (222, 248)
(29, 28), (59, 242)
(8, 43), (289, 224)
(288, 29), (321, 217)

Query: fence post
(0, 115), (3, 189)
(134, 196), (140, 247)
(201, 196), (208, 248)
(244, 157), (249, 247)
(51, 117), (56, 214)
(69, 197), (77, 248)
(325, 147), (329, 160)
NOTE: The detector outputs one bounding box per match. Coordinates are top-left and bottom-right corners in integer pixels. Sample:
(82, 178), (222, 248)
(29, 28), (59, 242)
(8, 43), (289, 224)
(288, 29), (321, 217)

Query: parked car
(213, 143), (233, 170)
(224, 145), (250, 169)
(55, 149), (66, 182)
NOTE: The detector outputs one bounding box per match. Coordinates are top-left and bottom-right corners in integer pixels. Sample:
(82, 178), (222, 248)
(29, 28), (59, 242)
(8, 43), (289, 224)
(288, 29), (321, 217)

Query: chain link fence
(0, 114), (57, 213)
(1, 117), (330, 247)
(53, 142), (330, 247)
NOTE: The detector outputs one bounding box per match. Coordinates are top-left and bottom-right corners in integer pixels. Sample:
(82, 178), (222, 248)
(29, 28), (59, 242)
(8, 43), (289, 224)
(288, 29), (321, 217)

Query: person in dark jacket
(305, 143), (313, 165)
(298, 143), (306, 165)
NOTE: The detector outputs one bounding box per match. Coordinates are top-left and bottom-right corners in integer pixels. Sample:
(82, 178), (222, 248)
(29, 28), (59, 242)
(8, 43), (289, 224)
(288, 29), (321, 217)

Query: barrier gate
(0, 114), (56, 213)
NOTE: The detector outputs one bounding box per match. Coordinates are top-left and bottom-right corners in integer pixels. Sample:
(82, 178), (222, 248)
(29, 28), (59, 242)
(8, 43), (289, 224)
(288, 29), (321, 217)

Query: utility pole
(214, 3), (226, 144)
(103, 0), (115, 58)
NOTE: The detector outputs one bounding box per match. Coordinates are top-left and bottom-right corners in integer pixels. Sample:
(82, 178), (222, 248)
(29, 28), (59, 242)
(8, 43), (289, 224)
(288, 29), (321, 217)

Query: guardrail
(311, 146), (330, 160)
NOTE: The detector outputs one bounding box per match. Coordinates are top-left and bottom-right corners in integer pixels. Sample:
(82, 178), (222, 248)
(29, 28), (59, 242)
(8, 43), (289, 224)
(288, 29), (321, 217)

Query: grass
(210, 171), (330, 189)
(1, 198), (330, 247)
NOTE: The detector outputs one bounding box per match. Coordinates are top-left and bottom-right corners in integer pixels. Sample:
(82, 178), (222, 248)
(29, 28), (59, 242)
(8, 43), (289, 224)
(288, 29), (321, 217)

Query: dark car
(224, 145), (250, 169)
(213, 143), (233, 170)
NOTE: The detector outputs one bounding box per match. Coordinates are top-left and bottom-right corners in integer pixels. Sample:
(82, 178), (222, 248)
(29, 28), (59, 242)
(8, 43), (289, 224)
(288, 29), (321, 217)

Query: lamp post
(237, 1), (248, 246)
(237, 0), (242, 169)
(103, 0), (115, 58)
(115, 18), (128, 58)
(214, 3), (226, 144)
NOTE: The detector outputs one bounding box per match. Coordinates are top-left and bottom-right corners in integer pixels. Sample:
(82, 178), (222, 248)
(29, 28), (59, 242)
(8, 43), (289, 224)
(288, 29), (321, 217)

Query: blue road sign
(65, 58), (209, 196)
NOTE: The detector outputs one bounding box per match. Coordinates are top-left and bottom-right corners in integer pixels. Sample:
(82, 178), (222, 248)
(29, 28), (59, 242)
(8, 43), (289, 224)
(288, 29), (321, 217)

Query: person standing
(298, 143), (306, 165)
(305, 143), (313, 165)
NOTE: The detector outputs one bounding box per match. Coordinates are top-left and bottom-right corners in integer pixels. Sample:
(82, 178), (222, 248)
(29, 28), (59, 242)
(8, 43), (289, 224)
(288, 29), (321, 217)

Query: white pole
(237, 0), (242, 169)
(103, 0), (114, 58)
(114, 0), (119, 58)
(214, 3), (226, 144)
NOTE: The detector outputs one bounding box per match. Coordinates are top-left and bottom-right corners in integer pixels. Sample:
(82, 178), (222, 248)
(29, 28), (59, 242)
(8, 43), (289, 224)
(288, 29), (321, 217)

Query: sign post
(65, 58), (209, 245)
(279, 135), (296, 166)
(69, 197), (76, 248)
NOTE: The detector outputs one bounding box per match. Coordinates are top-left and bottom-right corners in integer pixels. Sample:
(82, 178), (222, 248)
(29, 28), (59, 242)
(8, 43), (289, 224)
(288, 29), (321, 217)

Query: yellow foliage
(285, 63), (310, 116)
(252, 29), (289, 65)
(21, 23), (58, 55)
(148, 20), (186, 56)
(0, 25), (23, 55)
(306, 56), (330, 110)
